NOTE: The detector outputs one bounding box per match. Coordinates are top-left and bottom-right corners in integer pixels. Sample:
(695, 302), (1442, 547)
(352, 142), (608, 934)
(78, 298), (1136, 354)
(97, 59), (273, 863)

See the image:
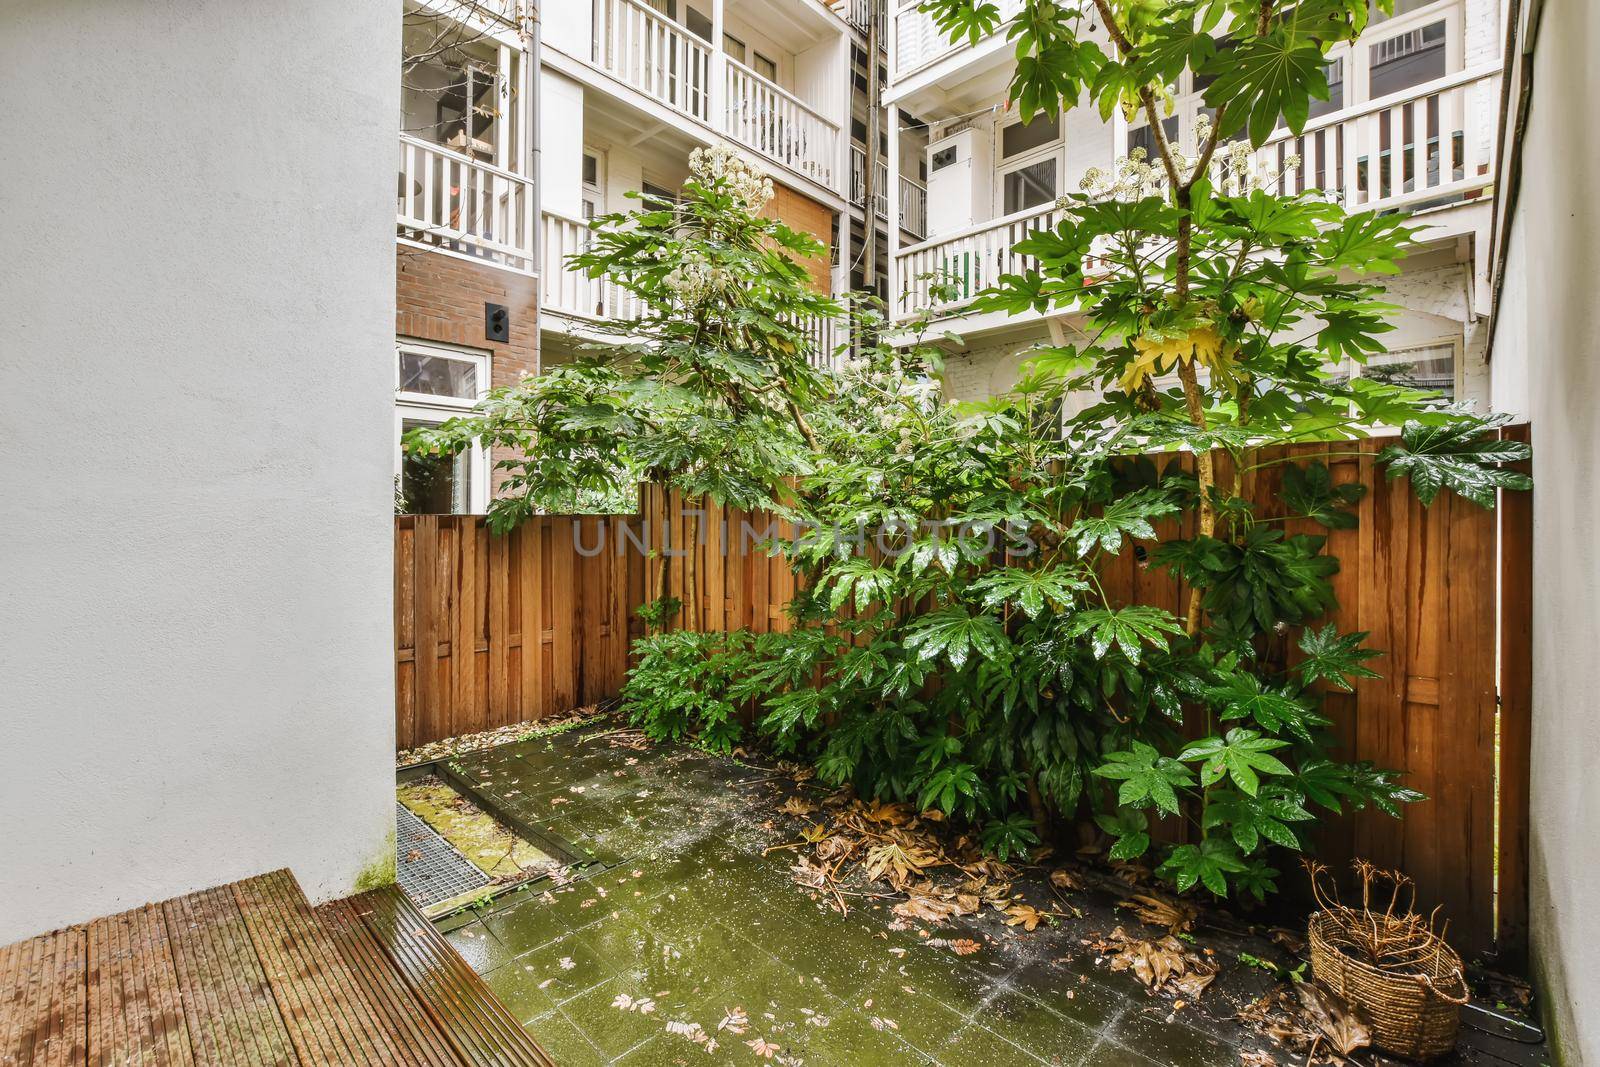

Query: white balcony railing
(837, 0), (886, 37)
(851, 146), (928, 239)
(894, 0), (1022, 78)
(899, 174), (928, 238)
(894, 67), (1499, 320)
(1234, 66), (1498, 214)
(592, 0), (714, 123)
(397, 134), (536, 273)
(726, 59), (841, 191)
(541, 210), (644, 323)
(896, 200), (1062, 318)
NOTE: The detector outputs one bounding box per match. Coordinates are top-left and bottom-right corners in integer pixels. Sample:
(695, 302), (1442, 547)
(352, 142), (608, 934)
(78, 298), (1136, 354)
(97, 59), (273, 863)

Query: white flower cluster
(1071, 115), (1313, 204)
(662, 260), (724, 307)
(689, 145), (775, 214)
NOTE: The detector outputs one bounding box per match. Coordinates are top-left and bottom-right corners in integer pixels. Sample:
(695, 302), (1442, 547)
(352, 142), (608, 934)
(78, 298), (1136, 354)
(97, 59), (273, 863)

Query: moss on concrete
(354, 828), (397, 892)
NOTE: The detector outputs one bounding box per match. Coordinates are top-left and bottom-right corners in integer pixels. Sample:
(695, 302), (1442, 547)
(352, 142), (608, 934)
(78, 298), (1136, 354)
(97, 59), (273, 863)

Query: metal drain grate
(395, 802), (491, 909)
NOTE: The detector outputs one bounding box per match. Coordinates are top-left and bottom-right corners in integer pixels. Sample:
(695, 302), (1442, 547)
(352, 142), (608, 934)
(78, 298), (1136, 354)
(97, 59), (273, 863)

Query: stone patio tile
(855, 977), (969, 1060)
(1106, 1003), (1240, 1067)
(444, 919), (516, 972)
(504, 929), (619, 1009)
(941, 1019), (1053, 1066)
(481, 886), (595, 952)
(975, 990), (1100, 1066)
(558, 977), (681, 1060)
(523, 1005), (608, 1066)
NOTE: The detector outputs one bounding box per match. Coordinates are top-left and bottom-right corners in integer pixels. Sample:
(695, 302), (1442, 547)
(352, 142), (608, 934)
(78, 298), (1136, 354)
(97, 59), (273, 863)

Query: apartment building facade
(392, 0), (872, 515)
(883, 0), (1504, 410)
(537, 0), (856, 357)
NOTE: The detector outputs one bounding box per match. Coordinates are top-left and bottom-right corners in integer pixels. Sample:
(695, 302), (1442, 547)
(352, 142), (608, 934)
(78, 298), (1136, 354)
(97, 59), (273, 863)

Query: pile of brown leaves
(775, 790), (1059, 936)
(1089, 926), (1217, 999)
(1236, 981), (1373, 1064)
(397, 705), (604, 765)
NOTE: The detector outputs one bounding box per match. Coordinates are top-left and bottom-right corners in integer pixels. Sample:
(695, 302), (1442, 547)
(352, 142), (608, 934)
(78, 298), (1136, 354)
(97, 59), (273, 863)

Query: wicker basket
(1308, 909), (1469, 1060)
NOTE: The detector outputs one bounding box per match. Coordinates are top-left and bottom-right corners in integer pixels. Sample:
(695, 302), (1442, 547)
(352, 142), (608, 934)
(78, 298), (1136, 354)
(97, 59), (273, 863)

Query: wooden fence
(393, 428), (1531, 960)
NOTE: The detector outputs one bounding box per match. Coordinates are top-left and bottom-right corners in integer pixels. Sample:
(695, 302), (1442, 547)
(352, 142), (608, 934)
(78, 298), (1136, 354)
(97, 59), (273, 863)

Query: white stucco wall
(0, 0), (398, 943)
(1487, 0), (1600, 1060)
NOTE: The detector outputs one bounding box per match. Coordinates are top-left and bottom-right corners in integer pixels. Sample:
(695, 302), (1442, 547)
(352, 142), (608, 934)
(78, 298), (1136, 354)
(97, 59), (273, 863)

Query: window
(754, 52), (778, 82)
(1361, 341), (1457, 400)
(395, 342), (489, 514)
(1369, 19), (1447, 97)
(998, 112), (1062, 215)
(1308, 57), (1345, 119)
(1003, 160), (1057, 213)
(723, 33), (747, 64)
(1128, 115), (1178, 159)
(1001, 113), (1060, 159)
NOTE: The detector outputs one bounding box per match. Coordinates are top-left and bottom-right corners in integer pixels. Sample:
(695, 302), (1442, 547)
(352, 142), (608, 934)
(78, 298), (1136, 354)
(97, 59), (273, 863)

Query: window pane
(1367, 345), (1455, 399)
(1128, 116), (1178, 158)
(1369, 20), (1446, 98)
(1308, 58), (1345, 119)
(399, 351), (478, 399)
(1003, 159), (1057, 213)
(399, 419), (472, 514)
(754, 53), (777, 81)
(1001, 113), (1060, 159)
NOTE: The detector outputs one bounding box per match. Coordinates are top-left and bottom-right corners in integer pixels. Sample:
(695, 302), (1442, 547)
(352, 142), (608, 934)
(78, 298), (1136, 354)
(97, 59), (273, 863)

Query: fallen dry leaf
(1294, 981), (1372, 1058)
(1004, 903), (1046, 931)
(894, 894), (959, 924)
(1049, 867), (1084, 891)
(780, 795), (819, 817)
(1118, 892), (1197, 933)
(745, 1037), (781, 1058)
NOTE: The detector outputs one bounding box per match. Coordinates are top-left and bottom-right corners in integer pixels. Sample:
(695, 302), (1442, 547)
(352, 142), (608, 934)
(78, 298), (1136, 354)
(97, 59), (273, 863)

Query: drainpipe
(524, 0), (543, 375)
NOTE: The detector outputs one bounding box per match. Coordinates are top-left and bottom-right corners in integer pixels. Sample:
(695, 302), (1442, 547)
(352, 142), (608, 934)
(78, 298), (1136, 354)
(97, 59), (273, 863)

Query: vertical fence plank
(1497, 424), (1534, 965)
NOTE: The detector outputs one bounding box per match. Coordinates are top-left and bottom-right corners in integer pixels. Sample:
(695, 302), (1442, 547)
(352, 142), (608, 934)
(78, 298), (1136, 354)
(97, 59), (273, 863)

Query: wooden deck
(0, 870), (554, 1066)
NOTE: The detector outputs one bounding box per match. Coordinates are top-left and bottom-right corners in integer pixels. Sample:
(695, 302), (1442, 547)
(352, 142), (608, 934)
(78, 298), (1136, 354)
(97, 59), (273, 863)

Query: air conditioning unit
(926, 124), (992, 232)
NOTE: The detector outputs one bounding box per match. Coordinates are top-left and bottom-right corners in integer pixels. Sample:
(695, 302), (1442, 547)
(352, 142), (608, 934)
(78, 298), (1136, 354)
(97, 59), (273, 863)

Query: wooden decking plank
(313, 899), (462, 1067)
(85, 904), (193, 1066)
(0, 924), (87, 1067)
(348, 888), (555, 1067)
(231, 870), (417, 1067)
(162, 885), (294, 1067)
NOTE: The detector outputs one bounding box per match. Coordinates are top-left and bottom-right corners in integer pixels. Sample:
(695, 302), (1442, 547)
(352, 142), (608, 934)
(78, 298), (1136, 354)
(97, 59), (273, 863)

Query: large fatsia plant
(624, 0), (1529, 898)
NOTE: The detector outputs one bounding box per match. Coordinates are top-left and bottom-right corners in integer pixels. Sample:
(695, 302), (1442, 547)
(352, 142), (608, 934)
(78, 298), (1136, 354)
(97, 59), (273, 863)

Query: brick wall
(763, 183), (834, 294)
(395, 247), (539, 390)
(395, 247), (539, 493)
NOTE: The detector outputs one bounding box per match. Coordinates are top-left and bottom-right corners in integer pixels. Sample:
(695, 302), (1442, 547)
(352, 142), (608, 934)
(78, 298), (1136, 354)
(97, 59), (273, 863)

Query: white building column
(710, 0), (727, 137)
(887, 102), (901, 314)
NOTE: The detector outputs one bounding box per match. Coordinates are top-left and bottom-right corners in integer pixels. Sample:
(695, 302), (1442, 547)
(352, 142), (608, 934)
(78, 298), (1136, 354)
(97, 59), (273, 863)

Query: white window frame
(1351, 335), (1461, 398)
(995, 110), (1064, 218)
(395, 339), (491, 514)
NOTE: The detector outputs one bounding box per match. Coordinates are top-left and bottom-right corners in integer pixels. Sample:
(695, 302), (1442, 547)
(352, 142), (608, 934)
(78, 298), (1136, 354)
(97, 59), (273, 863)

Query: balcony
(541, 210), (644, 323)
(726, 59), (841, 190)
(850, 145), (929, 238)
(397, 134), (537, 274)
(892, 66), (1499, 322)
(892, 0), (1021, 81)
(543, 208), (837, 366)
(587, 0), (845, 195)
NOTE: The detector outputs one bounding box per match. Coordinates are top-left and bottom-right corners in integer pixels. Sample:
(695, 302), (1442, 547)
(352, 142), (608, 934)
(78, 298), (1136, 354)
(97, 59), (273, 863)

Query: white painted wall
(542, 71), (588, 218)
(1488, 1), (1600, 1060)
(0, 0), (398, 943)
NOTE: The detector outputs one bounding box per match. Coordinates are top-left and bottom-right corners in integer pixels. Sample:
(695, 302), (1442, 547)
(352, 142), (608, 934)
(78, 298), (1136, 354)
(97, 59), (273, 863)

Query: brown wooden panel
(346, 888), (555, 1067)
(390, 428), (1530, 954)
(231, 869), (417, 1066)
(1497, 423), (1534, 965)
(86, 904), (194, 1066)
(0, 924), (87, 1067)
(163, 885), (295, 1067)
